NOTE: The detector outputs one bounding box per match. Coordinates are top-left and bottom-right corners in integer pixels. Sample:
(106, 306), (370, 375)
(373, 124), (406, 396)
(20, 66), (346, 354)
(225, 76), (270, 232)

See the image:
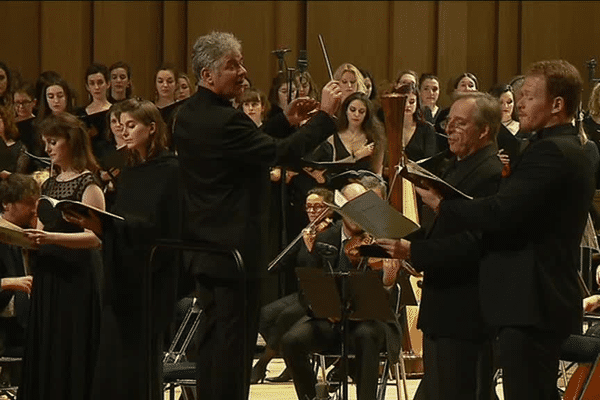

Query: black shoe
(265, 367), (291, 382)
(326, 360), (356, 383)
(250, 362), (267, 384)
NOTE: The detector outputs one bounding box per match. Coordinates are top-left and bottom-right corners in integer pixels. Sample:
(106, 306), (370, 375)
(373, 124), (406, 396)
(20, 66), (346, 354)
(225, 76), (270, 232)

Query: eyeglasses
(14, 100), (32, 107)
(305, 204), (326, 212)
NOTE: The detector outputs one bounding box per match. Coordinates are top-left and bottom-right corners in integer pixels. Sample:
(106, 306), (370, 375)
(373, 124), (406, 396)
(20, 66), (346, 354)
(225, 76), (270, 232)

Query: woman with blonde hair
(333, 63), (367, 103)
(584, 82), (600, 149)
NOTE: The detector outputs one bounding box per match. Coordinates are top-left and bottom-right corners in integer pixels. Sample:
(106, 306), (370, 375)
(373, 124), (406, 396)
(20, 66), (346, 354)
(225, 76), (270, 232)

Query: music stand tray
(295, 267), (396, 322)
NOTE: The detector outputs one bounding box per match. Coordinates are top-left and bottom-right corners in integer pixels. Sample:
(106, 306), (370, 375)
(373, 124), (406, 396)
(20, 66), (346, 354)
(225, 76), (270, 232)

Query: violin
(302, 216), (334, 252)
(343, 231), (374, 269)
(268, 206), (333, 272)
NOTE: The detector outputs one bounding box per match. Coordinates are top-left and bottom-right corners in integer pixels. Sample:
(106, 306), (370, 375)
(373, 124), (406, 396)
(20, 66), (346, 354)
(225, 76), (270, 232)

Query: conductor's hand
(415, 185), (443, 214)
(319, 81), (343, 117)
(62, 209), (104, 238)
(285, 97), (320, 127)
(1, 276), (33, 294)
(302, 167), (327, 184)
(375, 238), (411, 260)
(584, 294), (600, 313)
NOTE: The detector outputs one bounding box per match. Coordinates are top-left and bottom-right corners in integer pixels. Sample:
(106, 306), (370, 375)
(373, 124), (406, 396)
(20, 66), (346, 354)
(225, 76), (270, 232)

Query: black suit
(173, 86), (336, 400)
(281, 221), (401, 400)
(440, 124), (596, 399)
(409, 144), (503, 400)
(0, 242), (30, 354)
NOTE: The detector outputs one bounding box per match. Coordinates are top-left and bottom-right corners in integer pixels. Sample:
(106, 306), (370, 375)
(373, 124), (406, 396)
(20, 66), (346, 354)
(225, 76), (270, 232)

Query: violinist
(252, 188), (334, 384)
(281, 181), (402, 400)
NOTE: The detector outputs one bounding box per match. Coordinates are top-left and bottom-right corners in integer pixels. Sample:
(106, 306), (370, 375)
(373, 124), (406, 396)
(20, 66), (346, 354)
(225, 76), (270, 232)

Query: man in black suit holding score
(380, 60), (595, 399)
(378, 91), (504, 400)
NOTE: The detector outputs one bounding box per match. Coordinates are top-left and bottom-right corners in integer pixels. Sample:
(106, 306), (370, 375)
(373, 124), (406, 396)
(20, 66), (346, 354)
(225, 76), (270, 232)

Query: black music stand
(296, 267), (396, 400)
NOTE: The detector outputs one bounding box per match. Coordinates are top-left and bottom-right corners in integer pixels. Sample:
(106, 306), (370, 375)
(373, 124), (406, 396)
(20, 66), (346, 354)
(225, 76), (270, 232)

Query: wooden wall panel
(496, 1), (521, 85)
(307, 1), (390, 92)
(436, 1), (468, 107)
(466, 1), (497, 94)
(0, 1), (41, 86)
(40, 2), (93, 108)
(3, 0), (600, 112)
(273, 1), (303, 80)
(521, 1), (561, 72)
(93, 1), (162, 103)
(390, 1), (437, 88)
(186, 1), (277, 95)
(521, 1), (600, 105)
(163, 1), (188, 77)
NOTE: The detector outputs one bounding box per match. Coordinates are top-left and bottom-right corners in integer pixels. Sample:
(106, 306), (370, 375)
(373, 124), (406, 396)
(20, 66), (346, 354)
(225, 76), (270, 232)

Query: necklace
(340, 130), (367, 154)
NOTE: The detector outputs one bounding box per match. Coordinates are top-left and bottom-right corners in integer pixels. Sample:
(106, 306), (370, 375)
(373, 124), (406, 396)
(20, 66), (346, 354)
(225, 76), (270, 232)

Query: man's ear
(201, 68), (213, 86)
(552, 96), (565, 115)
(479, 125), (490, 140)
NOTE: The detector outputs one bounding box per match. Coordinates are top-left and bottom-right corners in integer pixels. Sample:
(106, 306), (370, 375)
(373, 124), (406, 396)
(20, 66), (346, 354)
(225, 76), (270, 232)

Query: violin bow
(318, 34), (334, 81)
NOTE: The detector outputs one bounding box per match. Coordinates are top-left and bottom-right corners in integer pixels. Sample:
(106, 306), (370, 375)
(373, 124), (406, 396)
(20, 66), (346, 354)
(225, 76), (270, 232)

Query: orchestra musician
(397, 60), (595, 400)
(172, 31), (342, 400)
(251, 187), (334, 384)
(377, 91), (504, 400)
(281, 181), (402, 400)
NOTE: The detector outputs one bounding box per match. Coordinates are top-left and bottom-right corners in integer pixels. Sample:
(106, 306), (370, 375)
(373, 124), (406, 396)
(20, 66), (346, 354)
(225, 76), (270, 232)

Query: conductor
(173, 31), (342, 400)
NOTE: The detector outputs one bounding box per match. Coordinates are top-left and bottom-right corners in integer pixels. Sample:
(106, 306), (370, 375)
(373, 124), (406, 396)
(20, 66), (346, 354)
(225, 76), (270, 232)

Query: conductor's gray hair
(191, 31), (242, 82)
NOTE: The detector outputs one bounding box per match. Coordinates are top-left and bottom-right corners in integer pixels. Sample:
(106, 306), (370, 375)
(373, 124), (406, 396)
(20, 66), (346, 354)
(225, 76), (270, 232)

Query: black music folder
(0, 139), (12, 171)
(296, 267), (396, 322)
(80, 109), (109, 138)
(399, 159), (473, 200)
(38, 196), (124, 222)
(98, 145), (127, 170)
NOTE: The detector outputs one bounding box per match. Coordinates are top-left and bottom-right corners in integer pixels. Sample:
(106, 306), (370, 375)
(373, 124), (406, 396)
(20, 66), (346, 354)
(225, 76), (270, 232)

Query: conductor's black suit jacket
(440, 124), (595, 338)
(410, 144), (504, 341)
(173, 87), (336, 278)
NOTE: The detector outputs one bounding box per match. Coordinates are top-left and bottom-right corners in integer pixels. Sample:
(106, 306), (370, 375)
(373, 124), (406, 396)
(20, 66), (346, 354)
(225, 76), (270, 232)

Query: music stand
(296, 267), (397, 400)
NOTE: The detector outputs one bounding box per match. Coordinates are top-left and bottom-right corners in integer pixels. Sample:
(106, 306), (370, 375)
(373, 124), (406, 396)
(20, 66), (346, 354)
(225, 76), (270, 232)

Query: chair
(162, 297), (203, 400)
(311, 282), (410, 400)
(149, 239), (245, 400)
(0, 347), (24, 400)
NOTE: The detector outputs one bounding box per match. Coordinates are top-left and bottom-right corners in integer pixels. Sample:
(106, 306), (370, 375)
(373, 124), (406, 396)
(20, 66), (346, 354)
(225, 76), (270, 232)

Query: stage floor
(248, 357), (422, 400)
(165, 356), (579, 399)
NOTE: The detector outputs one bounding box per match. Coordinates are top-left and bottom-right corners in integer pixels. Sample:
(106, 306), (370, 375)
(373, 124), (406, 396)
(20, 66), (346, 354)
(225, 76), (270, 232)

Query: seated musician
(0, 173), (37, 355)
(251, 187), (334, 384)
(281, 181), (402, 400)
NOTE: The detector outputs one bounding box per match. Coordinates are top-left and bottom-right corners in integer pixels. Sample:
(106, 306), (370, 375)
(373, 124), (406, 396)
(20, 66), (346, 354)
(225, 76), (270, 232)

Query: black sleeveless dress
(18, 172), (102, 400)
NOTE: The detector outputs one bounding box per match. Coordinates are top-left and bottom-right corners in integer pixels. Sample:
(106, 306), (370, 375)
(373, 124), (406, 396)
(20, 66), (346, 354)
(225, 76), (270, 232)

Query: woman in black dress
(393, 82), (439, 162)
(65, 98), (182, 400)
(20, 112), (105, 400)
(0, 105), (29, 175)
(308, 91), (386, 175)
